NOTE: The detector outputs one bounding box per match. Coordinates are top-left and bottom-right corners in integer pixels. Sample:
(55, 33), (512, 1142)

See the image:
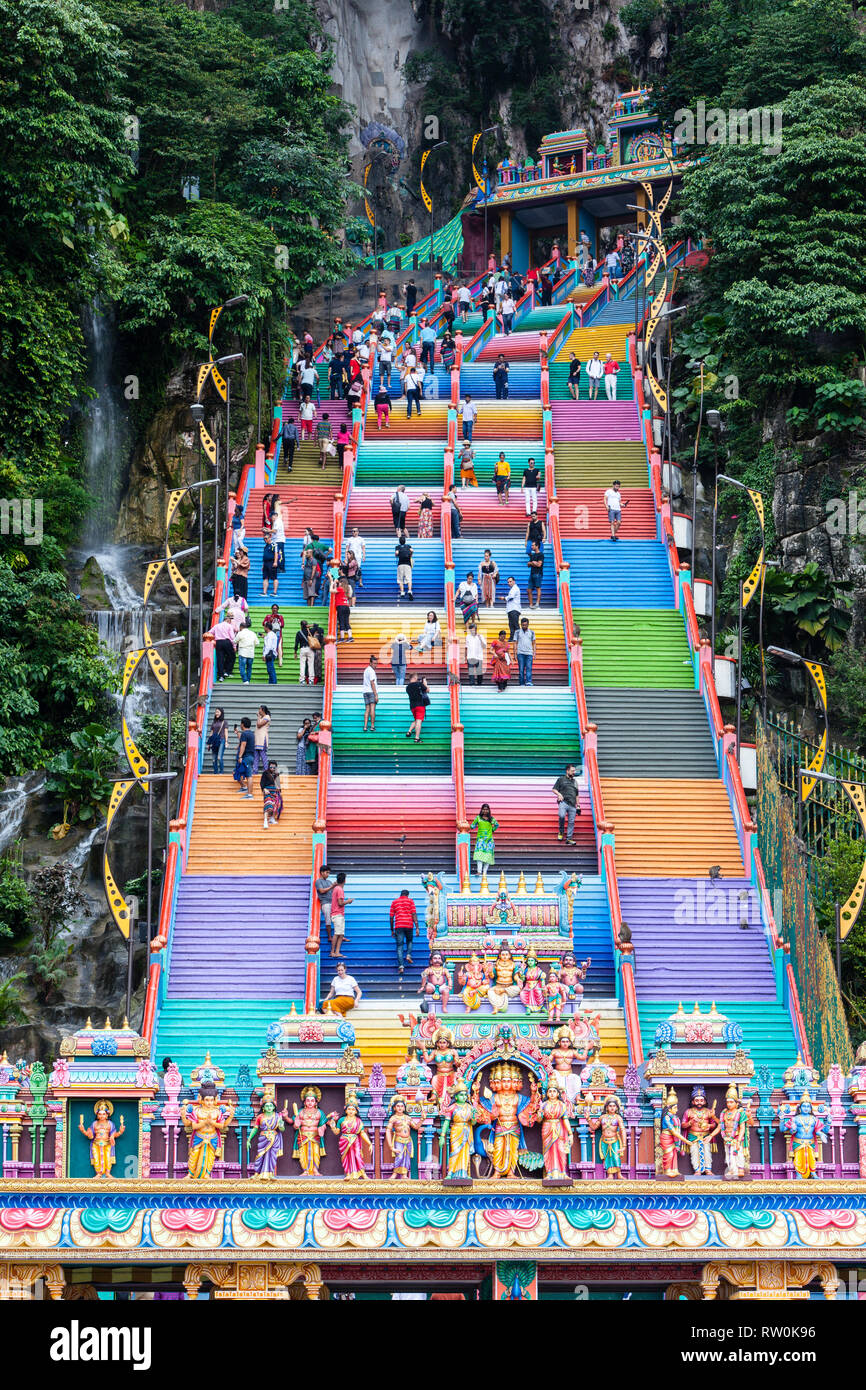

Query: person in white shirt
(299, 397), (317, 438)
(465, 622), (487, 684)
(348, 527), (366, 587)
(503, 575), (522, 638)
(262, 623), (280, 685)
(300, 362), (318, 400)
(458, 283), (472, 321)
(352, 327), (364, 346)
(416, 610), (442, 653)
(587, 351), (604, 401)
(357, 341), (370, 365)
(459, 395), (478, 443)
(404, 367), (423, 418)
(378, 337), (393, 389)
(603, 479), (627, 540)
(501, 295), (516, 334)
(390, 486), (410, 536)
(362, 655), (379, 732)
(236, 622), (260, 684)
(323, 961), (362, 1015)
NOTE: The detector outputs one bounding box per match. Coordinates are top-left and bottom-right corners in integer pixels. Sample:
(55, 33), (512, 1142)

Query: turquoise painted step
(637, 1001), (798, 1080)
(154, 999), (294, 1081)
(460, 688), (582, 775)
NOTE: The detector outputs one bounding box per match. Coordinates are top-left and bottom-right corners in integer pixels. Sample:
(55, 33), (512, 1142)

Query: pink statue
(419, 952), (452, 1012)
(542, 966), (570, 1023)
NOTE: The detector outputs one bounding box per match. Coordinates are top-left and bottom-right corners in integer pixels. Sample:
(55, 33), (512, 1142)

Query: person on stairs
(604, 479), (627, 540)
(262, 619), (279, 685)
(206, 617), (238, 683)
(553, 763), (582, 845)
(405, 674), (429, 743)
(315, 864), (334, 947)
(260, 760), (282, 829)
(208, 707), (227, 774)
(237, 620), (260, 684)
(587, 351), (604, 401)
(234, 718), (255, 799)
(230, 544), (250, 601)
(390, 888), (418, 977)
(395, 534), (414, 601)
(323, 961), (362, 1015)
(391, 485), (410, 536)
(281, 414), (298, 472)
(363, 655), (379, 732)
(252, 704), (271, 774)
(329, 872), (352, 957)
(295, 620), (315, 684)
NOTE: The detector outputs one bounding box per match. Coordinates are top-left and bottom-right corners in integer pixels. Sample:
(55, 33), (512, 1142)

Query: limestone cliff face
(315, 0), (428, 156)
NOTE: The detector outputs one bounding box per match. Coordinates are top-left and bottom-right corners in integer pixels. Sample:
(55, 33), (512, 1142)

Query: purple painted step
(551, 401), (641, 441)
(618, 877), (777, 1002)
(166, 875), (308, 1000)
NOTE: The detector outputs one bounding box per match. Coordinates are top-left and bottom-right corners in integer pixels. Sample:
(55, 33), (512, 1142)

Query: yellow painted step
(185, 777), (316, 874)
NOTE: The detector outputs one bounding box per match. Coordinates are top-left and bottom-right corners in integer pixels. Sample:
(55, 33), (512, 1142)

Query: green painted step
(638, 1002), (798, 1081)
(549, 365), (635, 401)
(219, 606), (321, 684)
(355, 443), (446, 486)
(332, 688), (452, 774)
(575, 609), (695, 689)
(154, 999), (293, 1081)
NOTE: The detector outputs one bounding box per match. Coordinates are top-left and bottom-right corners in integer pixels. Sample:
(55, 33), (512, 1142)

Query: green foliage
(620, 0), (662, 37)
(135, 711), (187, 770)
(814, 377), (866, 435)
(30, 940), (75, 998)
(0, 564), (118, 775)
(602, 20), (619, 41)
(0, 861), (34, 940)
(44, 723), (122, 823)
(828, 650), (866, 749)
(0, 971), (27, 1026)
(30, 863), (87, 949)
(813, 835), (866, 1013)
(762, 562), (852, 654)
(677, 81), (866, 395)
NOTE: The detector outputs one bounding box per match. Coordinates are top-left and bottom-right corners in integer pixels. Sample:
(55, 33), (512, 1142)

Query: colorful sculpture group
(448, 945), (590, 1020)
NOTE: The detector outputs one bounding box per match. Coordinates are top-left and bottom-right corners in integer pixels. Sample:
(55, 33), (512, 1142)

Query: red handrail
(681, 582), (701, 650)
(726, 745), (756, 832)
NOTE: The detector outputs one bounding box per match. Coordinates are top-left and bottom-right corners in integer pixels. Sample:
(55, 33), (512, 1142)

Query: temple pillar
(701, 1260), (840, 1300)
(567, 199), (579, 259)
(499, 211), (512, 264)
(0, 1261), (65, 1300)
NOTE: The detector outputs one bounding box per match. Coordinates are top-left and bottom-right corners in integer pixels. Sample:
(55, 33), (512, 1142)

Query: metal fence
(757, 719), (853, 1074)
(768, 713), (866, 857)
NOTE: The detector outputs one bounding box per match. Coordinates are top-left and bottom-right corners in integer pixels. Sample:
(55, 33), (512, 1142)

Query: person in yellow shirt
(494, 451), (511, 505)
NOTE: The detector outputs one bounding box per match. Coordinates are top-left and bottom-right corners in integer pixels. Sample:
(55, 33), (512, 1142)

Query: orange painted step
(557, 487), (656, 540)
(185, 777), (316, 874)
(600, 779), (745, 878)
(246, 486), (338, 539)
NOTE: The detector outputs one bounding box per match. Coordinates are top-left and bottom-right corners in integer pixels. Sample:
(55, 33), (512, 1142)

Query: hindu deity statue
(422, 871), (444, 944)
(474, 1061), (535, 1178)
(780, 1094), (830, 1180)
(386, 1096), (422, 1178)
(419, 952), (452, 1012)
(531, 1080), (573, 1181)
(486, 944), (521, 1014)
(440, 1078), (480, 1180)
(459, 952), (489, 1011)
(562, 872), (582, 928)
(658, 1088), (685, 1178)
(542, 966), (570, 1024)
(79, 1101), (125, 1179)
(559, 951), (590, 1003)
(549, 1026), (582, 1104)
(291, 1087), (328, 1177)
(183, 1090), (235, 1180)
(422, 1026), (459, 1107)
(486, 887), (518, 929)
(518, 949), (546, 1012)
(719, 1085), (749, 1180)
(589, 1097), (627, 1179)
(681, 1087), (720, 1177)
(247, 1094), (287, 1179)
(327, 1096), (372, 1180)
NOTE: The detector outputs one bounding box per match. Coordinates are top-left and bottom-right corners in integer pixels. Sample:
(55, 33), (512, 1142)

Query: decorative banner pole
(719, 477), (766, 752)
(421, 140), (449, 295)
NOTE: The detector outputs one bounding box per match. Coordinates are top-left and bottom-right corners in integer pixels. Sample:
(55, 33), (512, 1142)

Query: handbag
(308, 635), (321, 651)
(421, 690), (431, 707)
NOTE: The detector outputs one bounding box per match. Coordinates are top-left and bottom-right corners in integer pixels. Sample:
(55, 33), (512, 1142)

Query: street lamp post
(421, 140), (449, 296)
(478, 124), (500, 275)
(707, 409), (722, 662)
(719, 475), (766, 746)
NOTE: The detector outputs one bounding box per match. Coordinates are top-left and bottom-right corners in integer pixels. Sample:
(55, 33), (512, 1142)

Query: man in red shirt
(389, 889), (418, 976)
(603, 353), (620, 401)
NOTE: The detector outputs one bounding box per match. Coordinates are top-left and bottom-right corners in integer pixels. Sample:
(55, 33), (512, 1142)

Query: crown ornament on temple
(490, 1061), (522, 1086)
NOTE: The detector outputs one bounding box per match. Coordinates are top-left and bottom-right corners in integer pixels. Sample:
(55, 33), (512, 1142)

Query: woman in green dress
(471, 802), (498, 878)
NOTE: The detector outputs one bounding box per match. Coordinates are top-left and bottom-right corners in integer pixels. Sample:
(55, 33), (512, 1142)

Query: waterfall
(83, 301), (125, 547)
(0, 774), (44, 855)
